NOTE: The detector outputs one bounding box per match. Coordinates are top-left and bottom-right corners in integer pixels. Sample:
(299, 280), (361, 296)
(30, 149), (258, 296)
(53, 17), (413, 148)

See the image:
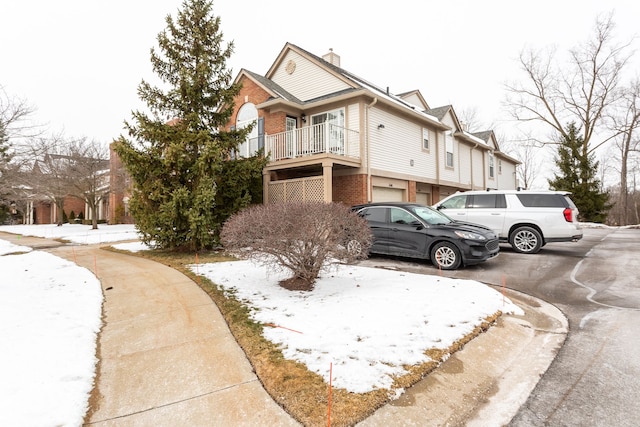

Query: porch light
(378, 124), (385, 129)
(301, 113), (306, 123)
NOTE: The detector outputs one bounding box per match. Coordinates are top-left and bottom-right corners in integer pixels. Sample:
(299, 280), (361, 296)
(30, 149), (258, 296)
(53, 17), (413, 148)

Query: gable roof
(397, 90), (430, 110)
(238, 69), (304, 104)
(251, 42), (448, 129)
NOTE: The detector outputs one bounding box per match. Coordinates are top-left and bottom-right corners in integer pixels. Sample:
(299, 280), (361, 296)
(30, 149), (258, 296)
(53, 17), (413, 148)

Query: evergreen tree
(114, 0), (266, 251)
(548, 122), (610, 223)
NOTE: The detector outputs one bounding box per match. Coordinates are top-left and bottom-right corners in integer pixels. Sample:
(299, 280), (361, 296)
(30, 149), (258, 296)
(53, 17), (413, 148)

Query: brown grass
(107, 247), (501, 427)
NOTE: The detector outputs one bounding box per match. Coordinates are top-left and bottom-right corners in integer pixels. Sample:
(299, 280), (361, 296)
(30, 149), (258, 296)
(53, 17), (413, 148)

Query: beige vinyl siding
(271, 51), (352, 101)
(497, 159), (517, 189)
(438, 113), (458, 184)
(347, 103), (361, 159)
(472, 148), (485, 188)
(368, 107), (437, 180)
(458, 143), (472, 187)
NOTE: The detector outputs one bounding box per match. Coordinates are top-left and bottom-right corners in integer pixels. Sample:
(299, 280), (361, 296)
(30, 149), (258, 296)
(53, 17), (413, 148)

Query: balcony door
(311, 108), (345, 154)
(285, 116), (297, 157)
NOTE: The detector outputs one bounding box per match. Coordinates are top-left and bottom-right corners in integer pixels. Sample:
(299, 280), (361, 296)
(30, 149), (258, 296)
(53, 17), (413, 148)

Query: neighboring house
(225, 43), (520, 206)
(15, 154), (110, 225)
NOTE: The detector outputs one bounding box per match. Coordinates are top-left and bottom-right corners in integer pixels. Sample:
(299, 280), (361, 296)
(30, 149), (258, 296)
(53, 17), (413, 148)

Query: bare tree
(504, 13), (633, 156)
(608, 79), (640, 225)
(23, 135), (74, 226)
(0, 86), (38, 200)
(514, 139), (544, 189)
(65, 138), (110, 229)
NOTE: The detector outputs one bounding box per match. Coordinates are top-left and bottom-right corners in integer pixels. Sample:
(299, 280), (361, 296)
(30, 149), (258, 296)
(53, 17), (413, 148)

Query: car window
(468, 194), (507, 208)
(390, 207), (416, 224)
(470, 194), (496, 208)
(359, 207), (387, 223)
(440, 195), (466, 209)
(563, 195), (578, 209)
(411, 206), (452, 225)
(517, 194), (567, 208)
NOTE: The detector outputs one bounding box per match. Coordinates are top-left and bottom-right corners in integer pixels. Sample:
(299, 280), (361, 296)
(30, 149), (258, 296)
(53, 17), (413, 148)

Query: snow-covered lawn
(0, 223), (140, 244)
(190, 259), (522, 393)
(0, 239), (102, 426)
(0, 224), (140, 426)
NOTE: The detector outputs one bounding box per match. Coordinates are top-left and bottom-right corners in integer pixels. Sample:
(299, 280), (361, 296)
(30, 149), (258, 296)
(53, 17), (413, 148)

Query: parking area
(360, 227), (640, 426)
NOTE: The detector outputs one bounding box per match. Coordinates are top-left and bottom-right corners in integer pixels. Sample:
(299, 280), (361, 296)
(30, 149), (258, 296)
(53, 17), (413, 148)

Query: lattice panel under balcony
(305, 178), (324, 201)
(268, 177), (325, 203)
(268, 183), (286, 203)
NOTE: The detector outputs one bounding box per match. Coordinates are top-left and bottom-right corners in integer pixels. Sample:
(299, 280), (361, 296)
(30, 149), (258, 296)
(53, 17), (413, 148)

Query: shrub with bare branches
(221, 202), (373, 291)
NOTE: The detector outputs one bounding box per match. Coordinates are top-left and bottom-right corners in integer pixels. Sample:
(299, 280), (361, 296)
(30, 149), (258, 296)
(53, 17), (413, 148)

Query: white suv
(433, 190), (583, 254)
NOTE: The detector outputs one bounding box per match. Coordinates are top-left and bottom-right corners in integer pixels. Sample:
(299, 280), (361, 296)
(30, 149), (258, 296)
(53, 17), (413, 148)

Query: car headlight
(454, 230), (487, 240)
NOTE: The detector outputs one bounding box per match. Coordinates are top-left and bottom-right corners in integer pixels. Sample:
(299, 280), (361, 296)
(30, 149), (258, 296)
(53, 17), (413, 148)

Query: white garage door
(372, 186), (404, 202)
(416, 192), (431, 206)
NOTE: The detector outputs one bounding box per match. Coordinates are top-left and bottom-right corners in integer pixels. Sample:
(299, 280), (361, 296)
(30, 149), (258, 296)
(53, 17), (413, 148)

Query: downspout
(366, 97), (378, 202)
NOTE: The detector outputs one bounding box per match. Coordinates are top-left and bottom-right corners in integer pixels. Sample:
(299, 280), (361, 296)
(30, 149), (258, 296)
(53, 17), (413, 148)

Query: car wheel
(430, 242), (462, 270)
(510, 226), (542, 254)
(346, 239), (363, 257)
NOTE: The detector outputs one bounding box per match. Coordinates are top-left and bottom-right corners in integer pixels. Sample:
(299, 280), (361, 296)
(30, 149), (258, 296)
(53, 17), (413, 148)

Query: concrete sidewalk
(1, 232), (567, 426)
(46, 242), (300, 426)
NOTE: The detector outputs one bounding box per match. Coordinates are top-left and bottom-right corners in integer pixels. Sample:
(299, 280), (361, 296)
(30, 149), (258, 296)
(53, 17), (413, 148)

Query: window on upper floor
(445, 131), (454, 168)
(489, 152), (495, 179)
(422, 128), (429, 150)
(236, 103), (259, 158)
(498, 159), (503, 174)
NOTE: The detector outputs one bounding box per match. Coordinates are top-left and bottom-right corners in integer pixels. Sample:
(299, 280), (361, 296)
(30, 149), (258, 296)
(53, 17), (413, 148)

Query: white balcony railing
(265, 123), (360, 161)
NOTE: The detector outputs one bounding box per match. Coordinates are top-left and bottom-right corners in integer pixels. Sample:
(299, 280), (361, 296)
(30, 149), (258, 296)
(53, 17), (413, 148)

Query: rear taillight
(563, 207), (573, 222)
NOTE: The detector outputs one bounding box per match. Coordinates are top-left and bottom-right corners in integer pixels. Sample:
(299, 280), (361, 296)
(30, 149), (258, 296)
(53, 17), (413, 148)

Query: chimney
(322, 48), (340, 67)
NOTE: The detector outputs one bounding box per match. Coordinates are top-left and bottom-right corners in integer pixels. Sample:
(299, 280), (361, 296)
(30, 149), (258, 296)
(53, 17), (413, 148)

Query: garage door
(416, 192), (431, 206)
(372, 186), (404, 202)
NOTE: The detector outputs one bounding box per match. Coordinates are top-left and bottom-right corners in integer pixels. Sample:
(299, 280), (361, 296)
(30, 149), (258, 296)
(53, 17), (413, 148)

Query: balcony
(265, 123), (360, 162)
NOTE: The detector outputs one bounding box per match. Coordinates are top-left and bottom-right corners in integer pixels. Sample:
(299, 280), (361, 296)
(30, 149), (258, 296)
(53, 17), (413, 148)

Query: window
(390, 207), (416, 224)
(498, 159), (502, 174)
(422, 128), (429, 150)
(445, 132), (454, 167)
(236, 103), (259, 157)
(285, 116), (297, 157)
(312, 108), (345, 153)
(517, 194), (568, 208)
(489, 152), (495, 179)
(469, 194), (499, 208)
(440, 195), (466, 209)
(359, 207), (387, 223)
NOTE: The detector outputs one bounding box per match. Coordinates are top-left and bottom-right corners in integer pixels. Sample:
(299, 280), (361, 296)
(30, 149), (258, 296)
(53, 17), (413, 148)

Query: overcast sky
(2, 0), (638, 151)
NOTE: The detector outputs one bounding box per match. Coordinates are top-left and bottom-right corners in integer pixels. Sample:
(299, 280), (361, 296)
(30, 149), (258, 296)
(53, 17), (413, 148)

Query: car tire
(510, 226), (543, 254)
(431, 242), (462, 270)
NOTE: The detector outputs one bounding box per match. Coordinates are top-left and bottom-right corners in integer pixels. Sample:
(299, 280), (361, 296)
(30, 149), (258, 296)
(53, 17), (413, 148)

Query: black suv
(352, 202), (499, 270)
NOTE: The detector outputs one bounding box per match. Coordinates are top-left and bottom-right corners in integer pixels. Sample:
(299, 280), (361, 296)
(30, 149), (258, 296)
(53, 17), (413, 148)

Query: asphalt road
(361, 227), (640, 426)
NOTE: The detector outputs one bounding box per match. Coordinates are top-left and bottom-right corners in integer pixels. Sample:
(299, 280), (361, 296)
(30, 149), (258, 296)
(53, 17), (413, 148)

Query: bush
(221, 202), (373, 291)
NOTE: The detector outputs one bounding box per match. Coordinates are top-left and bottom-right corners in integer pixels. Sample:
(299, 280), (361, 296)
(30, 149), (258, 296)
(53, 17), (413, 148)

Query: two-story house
(225, 42), (519, 207)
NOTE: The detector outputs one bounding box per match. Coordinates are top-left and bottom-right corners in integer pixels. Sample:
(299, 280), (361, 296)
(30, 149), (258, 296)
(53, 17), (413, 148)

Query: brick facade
(333, 174), (368, 206)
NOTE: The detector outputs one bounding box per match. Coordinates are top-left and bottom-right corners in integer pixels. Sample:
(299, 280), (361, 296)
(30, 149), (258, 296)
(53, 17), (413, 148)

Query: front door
(285, 116), (297, 157)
